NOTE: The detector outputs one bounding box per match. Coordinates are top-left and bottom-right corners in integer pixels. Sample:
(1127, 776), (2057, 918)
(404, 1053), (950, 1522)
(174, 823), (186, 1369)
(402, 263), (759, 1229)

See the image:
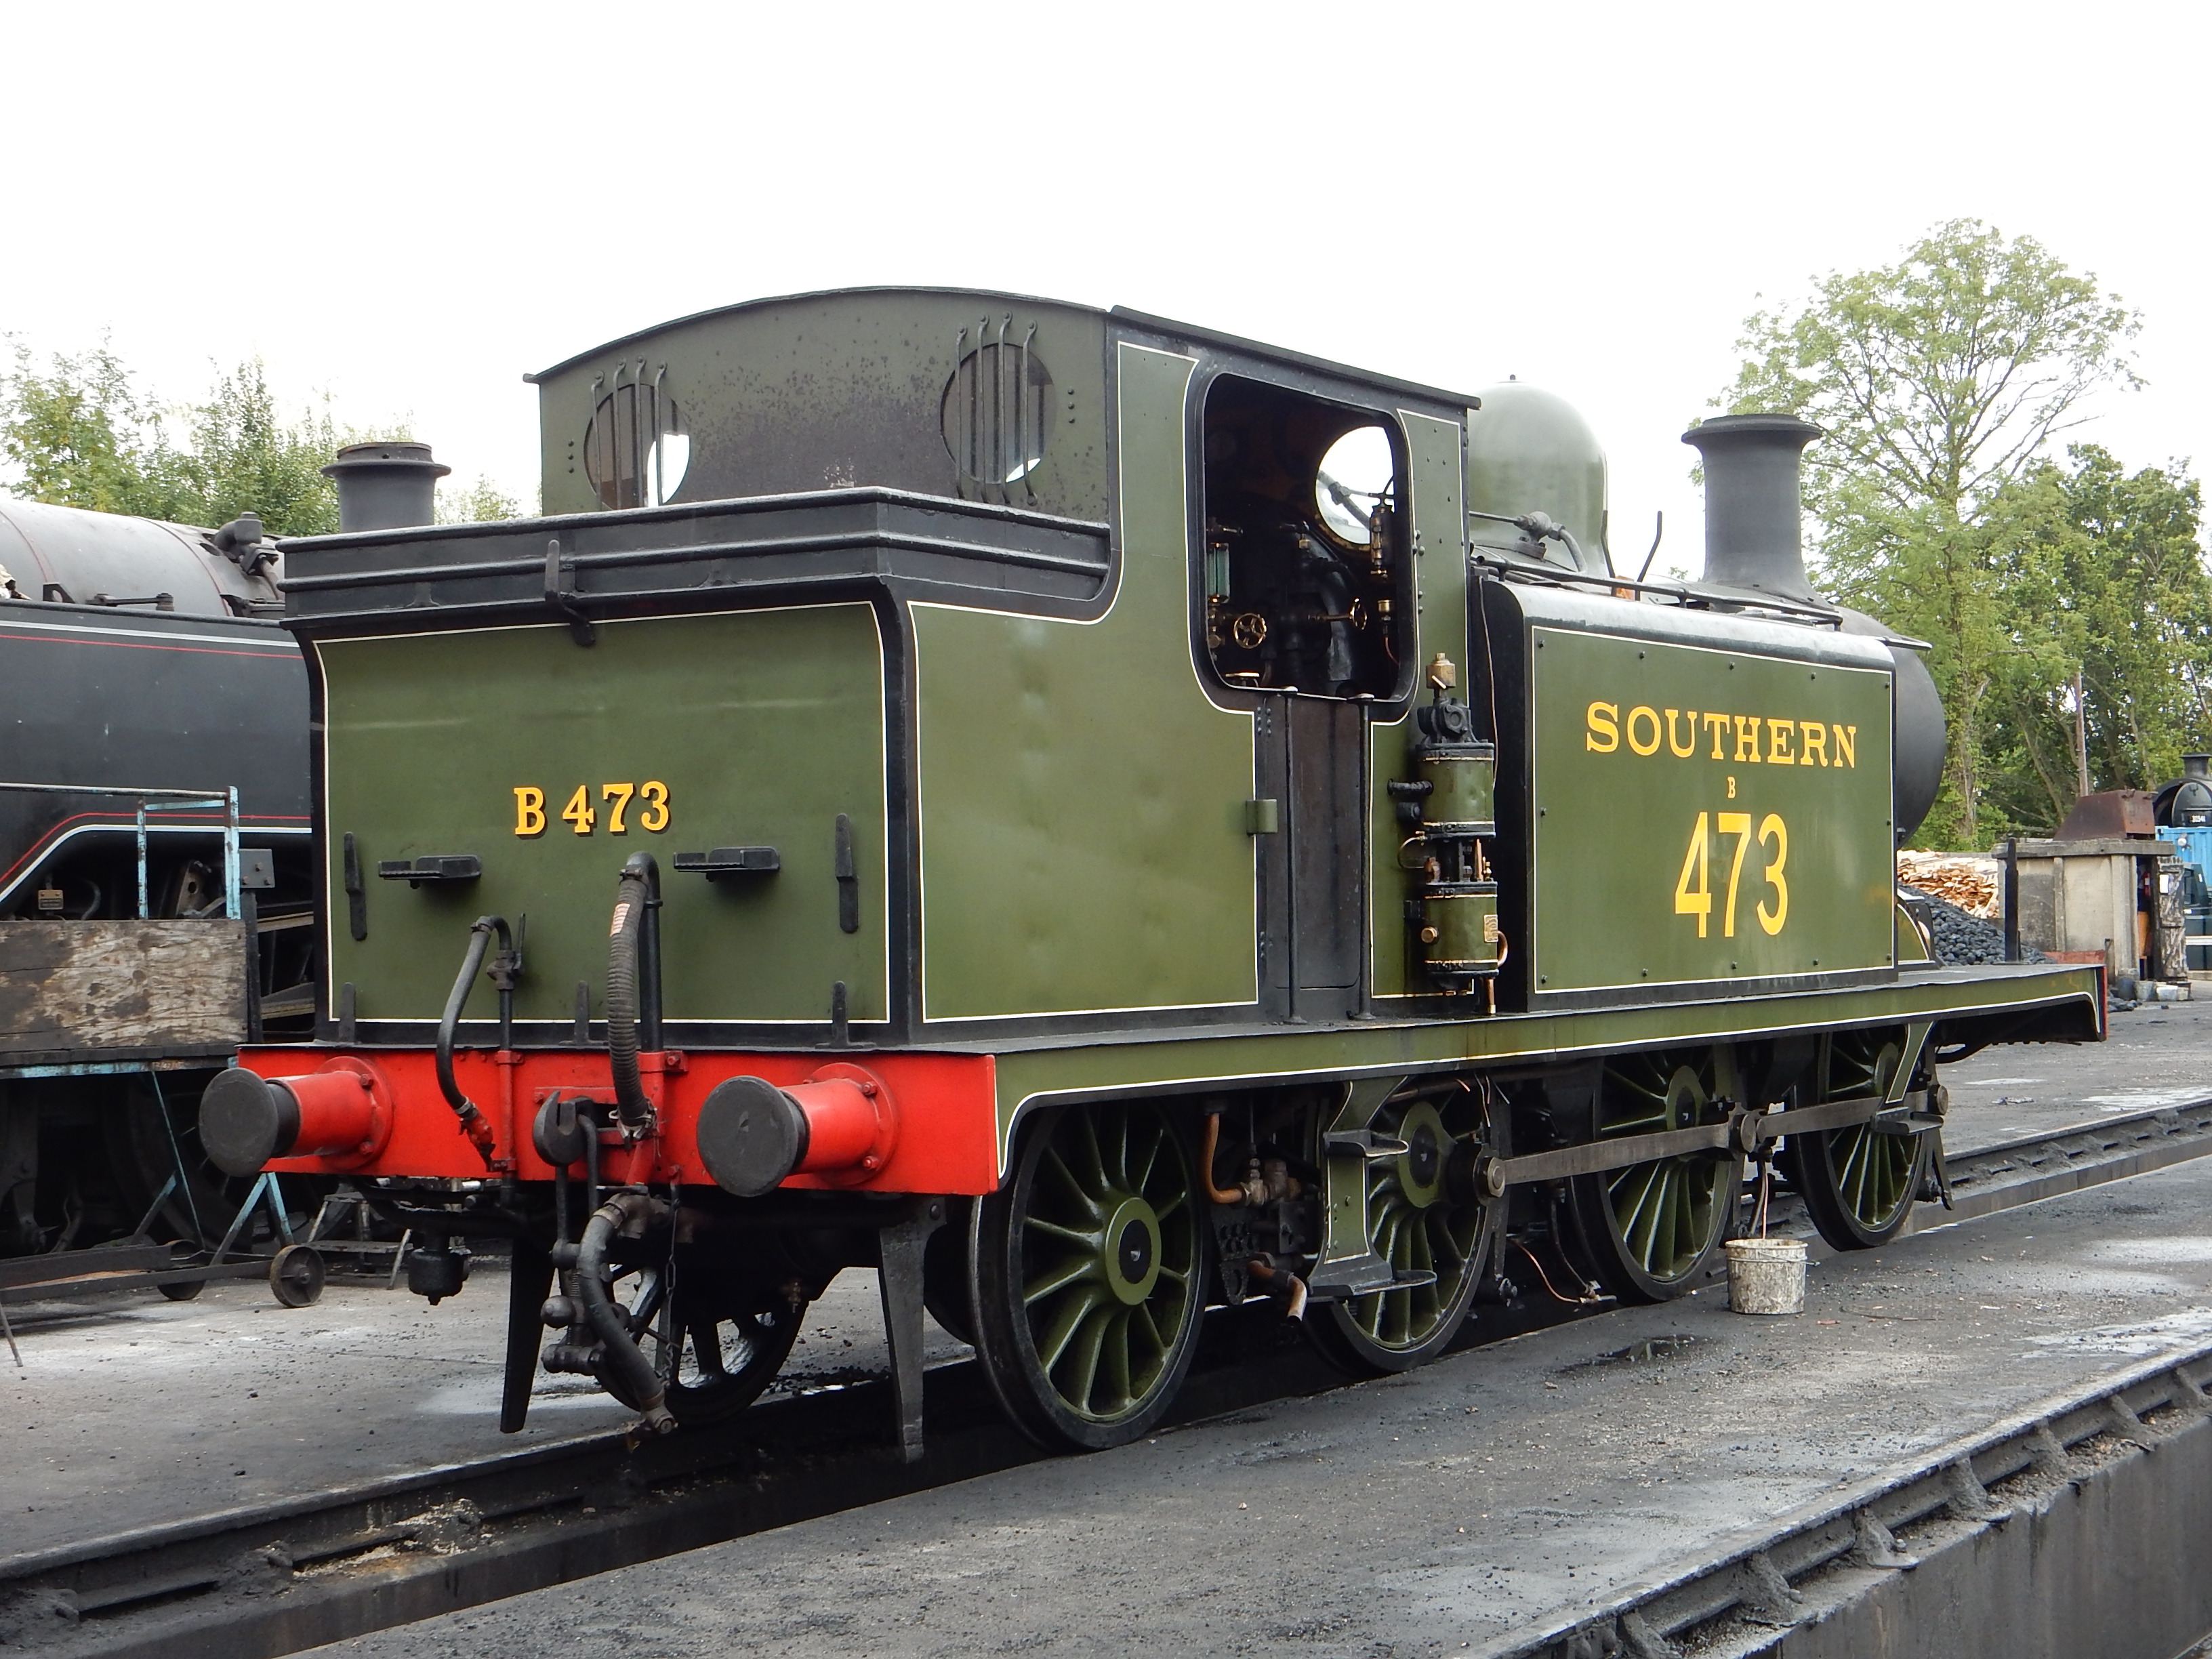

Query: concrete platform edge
(1481, 1337), (2212, 1659)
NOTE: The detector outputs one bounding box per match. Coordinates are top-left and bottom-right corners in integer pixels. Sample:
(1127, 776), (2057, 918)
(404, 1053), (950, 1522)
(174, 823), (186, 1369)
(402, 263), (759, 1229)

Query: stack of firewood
(1896, 851), (2002, 919)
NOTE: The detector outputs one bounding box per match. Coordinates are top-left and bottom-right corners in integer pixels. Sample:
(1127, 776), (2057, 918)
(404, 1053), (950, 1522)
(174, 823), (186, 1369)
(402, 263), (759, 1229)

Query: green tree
(438, 475), (527, 524)
(1721, 220), (2143, 846)
(1, 344), (479, 537)
(177, 361), (354, 535)
(1980, 449), (2211, 828)
(0, 340), (194, 519)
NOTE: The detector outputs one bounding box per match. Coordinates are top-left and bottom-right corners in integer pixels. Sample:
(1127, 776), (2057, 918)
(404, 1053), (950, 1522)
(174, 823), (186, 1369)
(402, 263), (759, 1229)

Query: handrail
(0, 780), (240, 920)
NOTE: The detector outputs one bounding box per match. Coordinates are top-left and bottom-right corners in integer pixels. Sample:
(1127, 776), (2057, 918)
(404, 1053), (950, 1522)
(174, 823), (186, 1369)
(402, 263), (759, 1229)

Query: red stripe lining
(0, 630), (295, 661)
(0, 810), (310, 886)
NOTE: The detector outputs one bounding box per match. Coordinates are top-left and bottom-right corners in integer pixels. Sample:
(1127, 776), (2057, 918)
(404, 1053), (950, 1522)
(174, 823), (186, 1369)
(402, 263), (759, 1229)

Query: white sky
(3, 0), (2205, 568)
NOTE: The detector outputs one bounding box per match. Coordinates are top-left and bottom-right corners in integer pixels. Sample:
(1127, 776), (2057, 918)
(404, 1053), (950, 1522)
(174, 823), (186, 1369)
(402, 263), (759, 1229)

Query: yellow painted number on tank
(602, 782), (635, 834)
(513, 783), (672, 836)
(1673, 811), (1711, 937)
(1756, 813), (1788, 935)
(1717, 812), (1752, 939)
(513, 787), (546, 837)
(1676, 808), (1790, 940)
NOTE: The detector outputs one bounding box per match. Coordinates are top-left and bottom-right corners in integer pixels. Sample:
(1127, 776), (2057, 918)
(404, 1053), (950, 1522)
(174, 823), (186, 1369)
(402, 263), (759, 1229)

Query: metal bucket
(1725, 1237), (1807, 1315)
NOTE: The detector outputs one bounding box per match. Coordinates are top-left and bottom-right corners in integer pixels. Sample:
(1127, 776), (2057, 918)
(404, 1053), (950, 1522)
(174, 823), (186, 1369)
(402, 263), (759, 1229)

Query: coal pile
(1900, 885), (2047, 966)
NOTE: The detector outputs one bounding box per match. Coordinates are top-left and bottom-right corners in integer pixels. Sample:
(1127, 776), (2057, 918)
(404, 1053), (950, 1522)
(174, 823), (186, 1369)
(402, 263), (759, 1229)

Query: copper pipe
(1200, 1113), (1247, 1206)
(1246, 1258), (1309, 1320)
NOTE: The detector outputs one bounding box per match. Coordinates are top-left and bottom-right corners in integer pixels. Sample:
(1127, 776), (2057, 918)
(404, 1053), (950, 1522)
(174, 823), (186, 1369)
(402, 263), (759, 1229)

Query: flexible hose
(436, 916), (508, 1168)
(576, 1191), (676, 1433)
(606, 856), (655, 1130)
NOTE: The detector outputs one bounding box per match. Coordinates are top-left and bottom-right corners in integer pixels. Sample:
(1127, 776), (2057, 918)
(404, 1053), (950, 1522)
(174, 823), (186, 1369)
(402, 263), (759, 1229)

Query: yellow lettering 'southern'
(1666, 709), (1698, 757)
(1733, 715), (1761, 763)
(1799, 720), (1828, 766)
(1703, 712), (1729, 759)
(1626, 705), (1662, 756)
(1832, 724), (1857, 769)
(1766, 718), (1795, 764)
(1586, 701), (1620, 752)
(513, 786), (546, 837)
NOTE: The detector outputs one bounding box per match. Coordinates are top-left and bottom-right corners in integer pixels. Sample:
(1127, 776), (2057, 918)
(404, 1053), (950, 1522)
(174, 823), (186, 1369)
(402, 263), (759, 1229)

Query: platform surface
(316, 1134), (2212, 1657)
(0, 998), (2200, 1566)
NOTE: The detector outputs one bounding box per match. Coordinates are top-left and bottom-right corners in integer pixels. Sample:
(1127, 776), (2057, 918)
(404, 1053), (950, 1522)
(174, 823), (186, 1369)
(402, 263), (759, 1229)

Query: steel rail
(5, 1093), (2209, 1659)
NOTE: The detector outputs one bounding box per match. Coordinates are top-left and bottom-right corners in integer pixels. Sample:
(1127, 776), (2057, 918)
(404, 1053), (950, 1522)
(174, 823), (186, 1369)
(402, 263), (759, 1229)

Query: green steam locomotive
(202, 289), (2100, 1453)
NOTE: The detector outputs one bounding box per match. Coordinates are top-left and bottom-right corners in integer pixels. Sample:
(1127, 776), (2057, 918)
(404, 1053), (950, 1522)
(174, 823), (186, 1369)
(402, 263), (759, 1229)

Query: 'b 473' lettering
(513, 782), (670, 837)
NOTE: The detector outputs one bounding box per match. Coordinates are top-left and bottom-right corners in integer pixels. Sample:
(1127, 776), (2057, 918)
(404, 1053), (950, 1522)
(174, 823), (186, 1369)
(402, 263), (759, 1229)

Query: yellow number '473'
(1757, 813), (1789, 935)
(1717, 812), (1752, 939)
(1674, 811), (1711, 938)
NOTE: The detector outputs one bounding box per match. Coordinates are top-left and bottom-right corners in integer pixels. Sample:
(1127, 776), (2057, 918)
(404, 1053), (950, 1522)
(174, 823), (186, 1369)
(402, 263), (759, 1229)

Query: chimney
(1680, 414), (1824, 604)
(2186, 755), (2210, 781)
(321, 442), (451, 533)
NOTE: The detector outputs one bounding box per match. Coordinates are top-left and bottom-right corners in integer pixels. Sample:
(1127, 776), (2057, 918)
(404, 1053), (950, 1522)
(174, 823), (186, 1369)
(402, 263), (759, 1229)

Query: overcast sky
(3, 0), (2204, 568)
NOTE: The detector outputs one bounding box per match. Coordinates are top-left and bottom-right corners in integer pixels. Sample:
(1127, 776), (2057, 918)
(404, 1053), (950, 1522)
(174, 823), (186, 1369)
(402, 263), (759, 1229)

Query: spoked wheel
(1309, 1086), (1498, 1376)
(970, 1101), (1208, 1451)
(1568, 1048), (1742, 1302)
(1788, 1029), (1931, 1251)
(597, 1254), (803, 1426)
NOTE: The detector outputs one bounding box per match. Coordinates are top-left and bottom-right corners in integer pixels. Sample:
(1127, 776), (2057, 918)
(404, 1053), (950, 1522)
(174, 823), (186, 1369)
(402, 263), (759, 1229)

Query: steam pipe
(435, 916), (511, 1168)
(574, 1191), (676, 1434)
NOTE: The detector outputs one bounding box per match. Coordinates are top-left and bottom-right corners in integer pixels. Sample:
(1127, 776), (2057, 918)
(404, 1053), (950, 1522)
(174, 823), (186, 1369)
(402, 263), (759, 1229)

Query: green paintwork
(1420, 752), (1494, 831)
(910, 344), (1256, 1020)
(321, 607), (888, 1023)
(1370, 410), (1469, 1002)
(1530, 627), (1895, 993)
(1008, 1099), (1199, 1422)
(1466, 382), (1607, 572)
(1424, 886), (1498, 974)
(534, 292), (1111, 523)
(989, 963), (2101, 1161)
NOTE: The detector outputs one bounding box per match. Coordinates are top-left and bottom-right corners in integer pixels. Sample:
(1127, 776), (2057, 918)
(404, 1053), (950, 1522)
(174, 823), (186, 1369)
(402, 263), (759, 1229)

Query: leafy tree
(1980, 449), (2211, 828)
(1, 344), (526, 536)
(438, 475), (527, 524)
(1721, 220), (2144, 845)
(0, 340), (194, 520)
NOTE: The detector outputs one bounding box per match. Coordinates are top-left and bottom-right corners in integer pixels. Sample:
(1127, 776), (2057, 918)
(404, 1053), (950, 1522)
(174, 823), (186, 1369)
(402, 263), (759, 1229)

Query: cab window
(1199, 375), (1409, 699)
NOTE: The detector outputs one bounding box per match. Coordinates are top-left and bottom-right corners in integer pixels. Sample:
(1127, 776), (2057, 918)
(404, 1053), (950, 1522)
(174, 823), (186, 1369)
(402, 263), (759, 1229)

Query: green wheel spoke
(1033, 1283), (1109, 1372)
(1130, 1120), (1164, 1200)
(1023, 1214), (1104, 1250)
(1040, 1145), (1106, 1225)
(1023, 1252), (1102, 1305)
(1055, 1301), (1112, 1410)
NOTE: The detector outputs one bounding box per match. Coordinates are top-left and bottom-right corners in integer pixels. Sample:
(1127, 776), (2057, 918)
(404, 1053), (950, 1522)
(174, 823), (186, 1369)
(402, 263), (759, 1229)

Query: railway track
(7, 1095), (2211, 1659)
